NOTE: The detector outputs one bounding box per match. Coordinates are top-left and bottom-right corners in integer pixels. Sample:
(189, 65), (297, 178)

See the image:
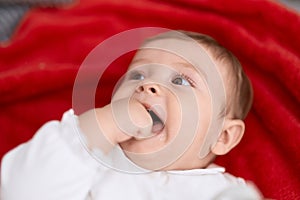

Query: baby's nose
(136, 83), (160, 95)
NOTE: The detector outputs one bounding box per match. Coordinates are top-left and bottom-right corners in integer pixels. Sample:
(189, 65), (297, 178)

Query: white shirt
(0, 110), (261, 200)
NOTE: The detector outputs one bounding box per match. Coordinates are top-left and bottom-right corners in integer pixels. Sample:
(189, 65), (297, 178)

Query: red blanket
(1, 0), (299, 199)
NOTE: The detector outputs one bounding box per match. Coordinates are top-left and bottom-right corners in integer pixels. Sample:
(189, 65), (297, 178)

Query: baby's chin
(119, 131), (169, 154)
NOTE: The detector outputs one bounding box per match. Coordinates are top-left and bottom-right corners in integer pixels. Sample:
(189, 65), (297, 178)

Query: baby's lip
(142, 103), (166, 133)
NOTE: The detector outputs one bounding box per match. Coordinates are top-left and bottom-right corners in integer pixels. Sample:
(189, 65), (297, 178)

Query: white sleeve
(213, 184), (263, 200)
(0, 110), (100, 200)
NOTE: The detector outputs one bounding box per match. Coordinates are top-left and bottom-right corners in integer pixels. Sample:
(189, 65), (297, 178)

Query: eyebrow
(130, 59), (207, 80)
(172, 62), (207, 81)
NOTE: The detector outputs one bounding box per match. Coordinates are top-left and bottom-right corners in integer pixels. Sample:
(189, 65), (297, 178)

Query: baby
(1, 30), (262, 199)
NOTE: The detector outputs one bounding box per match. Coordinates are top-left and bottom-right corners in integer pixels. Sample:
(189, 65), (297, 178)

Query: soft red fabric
(0, 0), (299, 199)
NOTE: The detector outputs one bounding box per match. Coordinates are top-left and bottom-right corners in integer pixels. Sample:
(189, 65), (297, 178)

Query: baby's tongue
(152, 121), (164, 133)
(148, 109), (164, 133)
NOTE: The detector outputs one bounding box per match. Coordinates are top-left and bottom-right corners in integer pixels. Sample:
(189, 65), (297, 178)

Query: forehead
(129, 38), (231, 84)
(128, 36), (215, 75)
(130, 49), (196, 71)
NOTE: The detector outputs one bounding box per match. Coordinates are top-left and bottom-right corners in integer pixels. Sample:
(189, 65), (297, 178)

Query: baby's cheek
(165, 97), (182, 135)
(112, 83), (136, 101)
(196, 89), (212, 120)
(186, 89), (212, 142)
(195, 101), (213, 143)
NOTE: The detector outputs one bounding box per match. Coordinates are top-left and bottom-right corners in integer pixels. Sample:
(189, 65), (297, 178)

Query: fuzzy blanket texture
(0, 0), (299, 199)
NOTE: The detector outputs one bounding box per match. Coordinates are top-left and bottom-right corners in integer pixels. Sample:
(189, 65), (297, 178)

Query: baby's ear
(211, 119), (245, 155)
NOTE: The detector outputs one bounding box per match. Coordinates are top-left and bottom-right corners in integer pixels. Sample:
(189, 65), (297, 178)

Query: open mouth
(147, 109), (165, 133)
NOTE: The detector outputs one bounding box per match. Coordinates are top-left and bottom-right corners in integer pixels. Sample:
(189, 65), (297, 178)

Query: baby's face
(112, 47), (221, 170)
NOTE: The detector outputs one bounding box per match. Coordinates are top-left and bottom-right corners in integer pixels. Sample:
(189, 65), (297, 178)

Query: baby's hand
(111, 97), (153, 140)
(79, 97), (153, 153)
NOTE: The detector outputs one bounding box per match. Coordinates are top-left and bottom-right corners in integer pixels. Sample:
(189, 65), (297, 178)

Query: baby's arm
(0, 98), (151, 200)
(0, 110), (100, 200)
(78, 98), (152, 153)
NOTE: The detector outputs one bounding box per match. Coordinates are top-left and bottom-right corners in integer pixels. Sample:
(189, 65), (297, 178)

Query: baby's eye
(172, 75), (191, 86)
(129, 72), (145, 80)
